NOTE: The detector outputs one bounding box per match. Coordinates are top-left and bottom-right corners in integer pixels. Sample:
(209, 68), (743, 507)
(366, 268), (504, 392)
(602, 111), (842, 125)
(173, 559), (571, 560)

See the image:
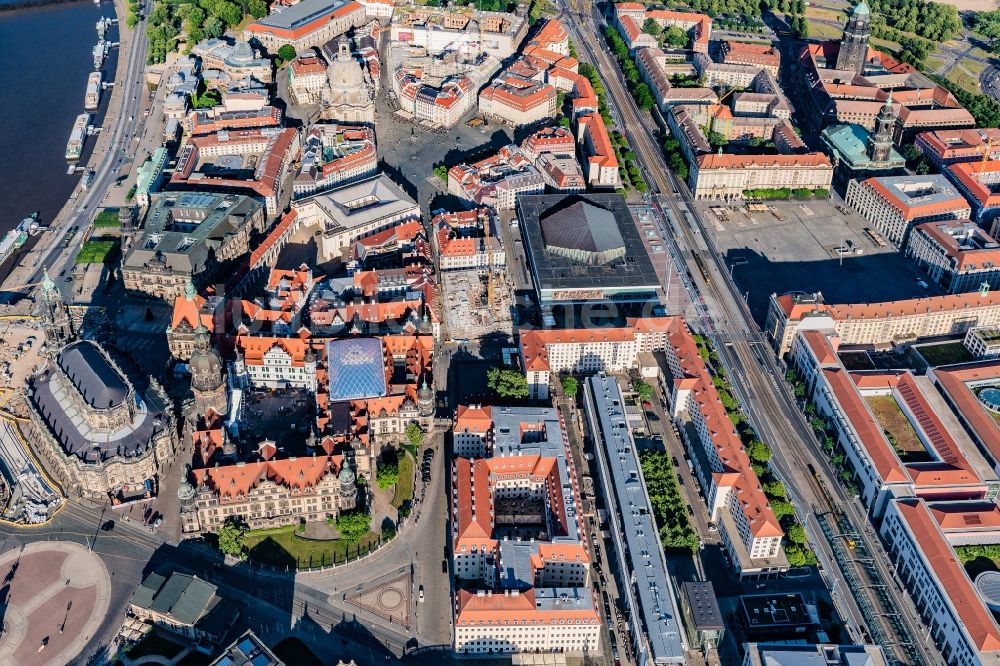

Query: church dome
(327, 38), (364, 90)
(231, 39), (254, 64)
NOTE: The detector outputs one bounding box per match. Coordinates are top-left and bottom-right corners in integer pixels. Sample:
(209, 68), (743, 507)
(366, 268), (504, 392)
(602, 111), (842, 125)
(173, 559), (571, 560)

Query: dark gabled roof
(133, 571), (217, 626)
(58, 340), (130, 409)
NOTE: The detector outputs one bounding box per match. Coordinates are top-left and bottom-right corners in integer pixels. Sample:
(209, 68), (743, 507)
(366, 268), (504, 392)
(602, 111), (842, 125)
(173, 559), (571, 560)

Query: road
(564, 4), (942, 665)
(8, 0), (151, 300)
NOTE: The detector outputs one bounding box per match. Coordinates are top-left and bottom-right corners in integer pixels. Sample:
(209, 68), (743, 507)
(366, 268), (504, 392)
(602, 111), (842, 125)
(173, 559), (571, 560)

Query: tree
(248, 0), (268, 18)
(662, 25), (688, 48)
(769, 499), (795, 520)
(633, 83), (655, 111)
(561, 375), (579, 398)
(203, 15), (225, 38)
(786, 523), (807, 545)
(405, 423), (425, 447)
(487, 367), (529, 399)
(217, 517), (247, 557)
(632, 380), (653, 403)
(376, 450), (400, 490)
(336, 509), (371, 544)
(642, 17), (662, 36)
(277, 44), (296, 63)
(763, 480), (786, 499)
(747, 440), (772, 464)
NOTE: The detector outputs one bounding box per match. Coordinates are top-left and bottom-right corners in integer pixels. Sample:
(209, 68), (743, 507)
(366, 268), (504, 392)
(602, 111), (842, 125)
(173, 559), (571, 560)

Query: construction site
(441, 268), (514, 341)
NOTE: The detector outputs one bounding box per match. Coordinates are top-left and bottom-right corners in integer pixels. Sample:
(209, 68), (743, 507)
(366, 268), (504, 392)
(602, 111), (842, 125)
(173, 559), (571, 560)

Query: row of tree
(870, 0), (961, 42)
(601, 25), (656, 113)
(930, 74), (1000, 128)
(639, 451), (702, 553)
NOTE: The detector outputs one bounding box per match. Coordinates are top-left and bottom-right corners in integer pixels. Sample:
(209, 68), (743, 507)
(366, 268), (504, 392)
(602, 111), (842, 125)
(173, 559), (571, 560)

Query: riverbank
(0, 0), (133, 295)
(0, 0), (90, 13)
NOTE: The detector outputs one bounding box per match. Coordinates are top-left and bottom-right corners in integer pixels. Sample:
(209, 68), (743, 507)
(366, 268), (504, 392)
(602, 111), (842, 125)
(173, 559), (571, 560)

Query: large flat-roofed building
(661, 318), (786, 577)
(927, 361), (1000, 474)
(516, 194), (659, 306)
(907, 220), (1000, 294)
(788, 328), (996, 518)
(293, 124), (377, 198)
(246, 0), (366, 52)
(123, 192), (266, 300)
(518, 317), (678, 399)
(766, 290), (1000, 356)
(688, 152), (832, 200)
(965, 327), (1000, 360)
(585, 374), (686, 664)
(390, 7), (527, 59)
(845, 175), (971, 247)
(880, 498), (1000, 665)
(450, 405), (600, 654)
(916, 128), (1000, 169)
(293, 174), (421, 261)
(170, 127), (300, 215)
(947, 159), (1000, 228)
(742, 643), (888, 666)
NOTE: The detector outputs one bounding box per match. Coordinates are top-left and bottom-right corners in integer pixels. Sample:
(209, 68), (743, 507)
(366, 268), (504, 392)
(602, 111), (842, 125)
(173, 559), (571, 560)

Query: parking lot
(699, 198), (944, 326)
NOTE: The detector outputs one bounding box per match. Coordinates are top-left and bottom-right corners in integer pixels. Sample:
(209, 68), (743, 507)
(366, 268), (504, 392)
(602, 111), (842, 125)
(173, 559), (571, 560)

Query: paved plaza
(0, 541), (112, 666)
(344, 570), (413, 628)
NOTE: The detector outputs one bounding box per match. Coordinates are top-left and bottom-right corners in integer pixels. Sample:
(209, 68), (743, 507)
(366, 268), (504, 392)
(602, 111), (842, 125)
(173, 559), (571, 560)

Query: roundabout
(0, 541), (111, 666)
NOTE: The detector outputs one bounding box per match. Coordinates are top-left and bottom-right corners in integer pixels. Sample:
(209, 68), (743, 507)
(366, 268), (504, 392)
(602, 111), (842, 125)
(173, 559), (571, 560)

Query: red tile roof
(894, 499), (1000, 653)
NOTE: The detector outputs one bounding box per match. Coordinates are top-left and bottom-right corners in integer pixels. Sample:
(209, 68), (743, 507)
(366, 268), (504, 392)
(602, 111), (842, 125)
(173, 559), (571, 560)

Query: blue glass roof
(326, 338), (387, 401)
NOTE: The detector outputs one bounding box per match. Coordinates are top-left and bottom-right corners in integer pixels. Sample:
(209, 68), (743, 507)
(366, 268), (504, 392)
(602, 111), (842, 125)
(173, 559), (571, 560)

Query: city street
(561, 2), (944, 663)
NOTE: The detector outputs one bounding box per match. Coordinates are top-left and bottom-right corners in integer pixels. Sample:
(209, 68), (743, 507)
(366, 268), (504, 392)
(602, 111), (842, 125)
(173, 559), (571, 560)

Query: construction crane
(483, 209), (496, 309)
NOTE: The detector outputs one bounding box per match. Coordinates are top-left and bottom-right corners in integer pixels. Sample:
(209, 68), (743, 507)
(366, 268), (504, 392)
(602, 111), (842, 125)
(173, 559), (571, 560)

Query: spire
(41, 268), (54, 294)
(884, 89), (893, 107)
(853, 0), (870, 15)
(185, 280), (197, 301)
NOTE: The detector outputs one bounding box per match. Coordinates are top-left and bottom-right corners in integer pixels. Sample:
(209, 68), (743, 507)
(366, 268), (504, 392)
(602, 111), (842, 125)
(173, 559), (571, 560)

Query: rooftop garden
(864, 395), (931, 463)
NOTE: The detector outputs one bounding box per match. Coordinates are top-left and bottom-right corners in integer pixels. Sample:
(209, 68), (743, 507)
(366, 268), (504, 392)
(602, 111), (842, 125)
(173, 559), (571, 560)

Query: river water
(0, 0), (119, 237)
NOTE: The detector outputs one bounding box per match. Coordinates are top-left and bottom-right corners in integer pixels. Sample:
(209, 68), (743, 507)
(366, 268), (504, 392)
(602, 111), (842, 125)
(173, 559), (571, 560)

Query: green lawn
(392, 453), (415, 509)
(807, 20), (843, 40)
(246, 524), (379, 569)
(916, 342), (973, 368)
(947, 67), (983, 95)
(127, 631), (185, 660)
(75, 239), (117, 265)
(93, 209), (119, 228)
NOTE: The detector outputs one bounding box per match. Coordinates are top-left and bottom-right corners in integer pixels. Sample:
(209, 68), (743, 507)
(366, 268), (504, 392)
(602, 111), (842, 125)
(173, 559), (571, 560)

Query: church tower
(836, 1), (872, 75)
(189, 323), (228, 416)
(38, 269), (72, 352)
(867, 92), (897, 163)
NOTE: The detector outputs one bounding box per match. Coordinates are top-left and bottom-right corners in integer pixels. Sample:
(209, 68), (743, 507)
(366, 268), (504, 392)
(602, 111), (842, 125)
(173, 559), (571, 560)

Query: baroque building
(26, 278), (178, 500)
(322, 37), (376, 125)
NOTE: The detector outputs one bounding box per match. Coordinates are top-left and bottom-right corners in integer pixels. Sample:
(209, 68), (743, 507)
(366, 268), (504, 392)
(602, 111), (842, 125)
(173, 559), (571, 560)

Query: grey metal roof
(31, 343), (168, 461)
(305, 174), (419, 232)
(517, 194), (659, 302)
(253, 0), (353, 30)
(58, 341), (129, 409)
(326, 337), (387, 401)
(586, 374), (686, 664)
(133, 572), (216, 625)
(540, 201), (624, 255)
(682, 581), (724, 631)
(123, 192), (262, 275)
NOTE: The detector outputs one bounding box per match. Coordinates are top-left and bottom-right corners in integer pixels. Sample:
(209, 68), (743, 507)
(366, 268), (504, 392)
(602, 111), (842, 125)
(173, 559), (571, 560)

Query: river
(0, 0), (120, 239)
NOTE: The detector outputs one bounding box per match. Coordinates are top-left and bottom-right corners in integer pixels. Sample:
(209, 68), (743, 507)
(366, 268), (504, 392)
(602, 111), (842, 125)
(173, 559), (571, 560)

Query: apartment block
(846, 175), (971, 247)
